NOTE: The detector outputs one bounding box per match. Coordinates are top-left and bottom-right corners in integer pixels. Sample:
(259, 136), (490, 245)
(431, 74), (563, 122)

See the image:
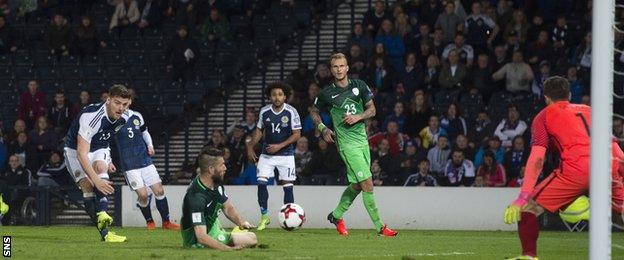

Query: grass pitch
(2, 226), (624, 259)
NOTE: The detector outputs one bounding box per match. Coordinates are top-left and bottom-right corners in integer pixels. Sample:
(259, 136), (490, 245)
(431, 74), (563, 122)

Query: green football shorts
(185, 219), (232, 248)
(338, 146), (372, 184)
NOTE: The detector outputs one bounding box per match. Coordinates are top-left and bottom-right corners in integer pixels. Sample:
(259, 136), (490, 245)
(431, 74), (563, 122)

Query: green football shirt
(314, 79), (374, 151)
(180, 178), (228, 247)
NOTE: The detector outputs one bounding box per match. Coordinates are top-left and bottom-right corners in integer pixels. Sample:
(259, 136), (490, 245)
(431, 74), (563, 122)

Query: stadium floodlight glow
(590, 0), (614, 259)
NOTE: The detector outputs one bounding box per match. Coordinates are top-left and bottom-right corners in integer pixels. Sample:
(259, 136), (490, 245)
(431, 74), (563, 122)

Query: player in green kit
(181, 148), (258, 250)
(310, 53), (398, 237)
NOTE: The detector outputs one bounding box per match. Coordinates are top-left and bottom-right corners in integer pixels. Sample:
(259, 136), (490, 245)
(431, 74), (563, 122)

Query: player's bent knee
(232, 232), (257, 248)
(93, 161), (108, 175)
(150, 183), (165, 197)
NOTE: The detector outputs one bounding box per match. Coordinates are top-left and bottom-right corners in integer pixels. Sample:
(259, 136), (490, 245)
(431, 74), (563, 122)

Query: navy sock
(257, 181), (269, 215)
(97, 196), (108, 213)
(283, 185), (294, 204)
(139, 200), (153, 223)
(83, 193), (98, 224)
(155, 196), (170, 222)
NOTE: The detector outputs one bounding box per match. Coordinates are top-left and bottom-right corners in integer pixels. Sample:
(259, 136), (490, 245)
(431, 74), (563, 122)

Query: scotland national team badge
(74, 170), (81, 178)
(352, 88), (359, 96)
(133, 119), (140, 126)
(281, 116), (289, 127)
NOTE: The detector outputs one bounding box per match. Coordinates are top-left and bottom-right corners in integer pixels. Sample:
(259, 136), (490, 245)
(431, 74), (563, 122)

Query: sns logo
(2, 236), (10, 257)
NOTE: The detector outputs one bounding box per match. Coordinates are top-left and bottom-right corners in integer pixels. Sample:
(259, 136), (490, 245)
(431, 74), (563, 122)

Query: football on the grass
(278, 203), (305, 231)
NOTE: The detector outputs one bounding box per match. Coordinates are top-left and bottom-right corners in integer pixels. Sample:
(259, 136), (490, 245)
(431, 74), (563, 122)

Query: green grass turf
(2, 226), (624, 259)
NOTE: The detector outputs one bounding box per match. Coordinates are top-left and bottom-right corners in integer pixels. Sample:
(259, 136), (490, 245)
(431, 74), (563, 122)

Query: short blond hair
(329, 53), (348, 65)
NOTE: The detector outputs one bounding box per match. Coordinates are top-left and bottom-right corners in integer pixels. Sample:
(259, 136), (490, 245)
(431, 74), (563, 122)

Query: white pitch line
(613, 244), (624, 250)
(271, 252), (476, 259)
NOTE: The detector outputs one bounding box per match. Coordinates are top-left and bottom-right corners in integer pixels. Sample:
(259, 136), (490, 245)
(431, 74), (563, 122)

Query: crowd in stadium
(0, 0), (623, 193)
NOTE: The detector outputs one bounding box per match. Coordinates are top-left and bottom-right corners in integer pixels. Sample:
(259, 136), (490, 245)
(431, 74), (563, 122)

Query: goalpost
(590, 0), (614, 259)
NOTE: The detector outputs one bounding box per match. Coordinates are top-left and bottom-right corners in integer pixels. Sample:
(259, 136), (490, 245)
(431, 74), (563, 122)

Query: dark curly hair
(265, 82), (293, 100)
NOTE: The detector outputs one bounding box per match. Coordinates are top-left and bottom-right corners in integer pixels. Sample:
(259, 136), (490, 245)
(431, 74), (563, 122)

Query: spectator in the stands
(503, 135), (528, 183)
(166, 25), (200, 83)
(45, 13), (70, 57)
(347, 22), (373, 58)
(314, 63), (332, 87)
(290, 62), (314, 97)
(572, 31), (592, 83)
(100, 89), (109, 103)
(367, 54), (396, 94)
(504, 9), (529, 44)
(493, 105), (527, 149)
(369, 120), (408, 156)
(1, 154), (31, 186)
(454, 134), (474, 160)
(491, 45), (509, 73)
(307, 139), (343, 185)
(400, 139), (426, 176)
(502, 30), (522, 59)
(172, 0), (198, 29)
(470, 110), (494, 144)
(382, 101), (406, 132)
(72, 90), (91, 116)
(403, 159), (437, 187)
(0, 16), (19, 54)
(443, 148), (475, 187)
(72, 15), (106, 58)
(427, 135), (450, 178)
(551, 15), (568, 58)
(294, 137), (312, 177)
(200, 8), (230, 45)
(468, 53), (495, 101)
(423, 55), (441, 92)
(532, 61), (550, 96)
(372, 138), (402, 185)
(393, 7), (410, 37)
(400, 52), (422, 94)
(527, 30), (553, 66)
(18, 80), (46, 128)
(204, 129), (225, 150)
(8, 132), (30, 168)
(435, 1), (462, 44)
(439, 49), (467, 91)
(36, 150), (71, 187)
(375, 19), (405, 70)
(137, 0), (164, 29)
(420, 115), (447, 149)
(404, 91), (430, 137)
(297, 83), (319, 118)
(474, 136), (504, 168)
(464, 1), (499, 53)
(440, 103), (467, 142)
(475, 150), (506, 187)
(419, 0), (443, 27)
(109, 0), (140, 32)
(442, 33), (474, 66)
(371, 159), (386, 186)
(492, 50), (534, 94)
(28, 116), (58, 171)
(5, 119), (26, 147)
(48, 90), (72, 135)
(567, 66), (585, 104)
(348, 44), (367, 80)
(405, 23), (430, 55)
(362, 0), (390, 36)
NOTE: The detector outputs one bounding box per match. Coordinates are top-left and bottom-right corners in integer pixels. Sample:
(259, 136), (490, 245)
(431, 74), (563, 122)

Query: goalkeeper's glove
(504, 191), (531, 224)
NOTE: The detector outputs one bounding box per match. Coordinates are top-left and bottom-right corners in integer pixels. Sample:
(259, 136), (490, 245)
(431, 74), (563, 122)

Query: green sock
(332, 186), (361, 219)
(362, 191), (383, 232)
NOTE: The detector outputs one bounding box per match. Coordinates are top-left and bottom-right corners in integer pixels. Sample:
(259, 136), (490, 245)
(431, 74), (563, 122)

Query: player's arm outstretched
(193, 225), (243, 251)
(344, 100), (376, 125)
(223, 201), (255, 229)
(504, 112), (548, 224)
(76, 116), (114, 195)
